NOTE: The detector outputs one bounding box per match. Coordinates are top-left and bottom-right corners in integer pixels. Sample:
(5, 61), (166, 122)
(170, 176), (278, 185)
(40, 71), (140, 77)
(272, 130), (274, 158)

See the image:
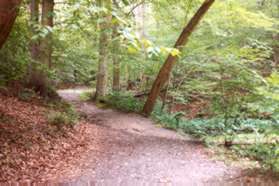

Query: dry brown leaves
(0, 94), (102, 183)
(170, 99), (210, 119)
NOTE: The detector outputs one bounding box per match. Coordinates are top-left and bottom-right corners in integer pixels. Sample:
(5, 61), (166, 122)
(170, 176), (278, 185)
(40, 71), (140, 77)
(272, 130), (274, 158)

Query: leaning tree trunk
(0, 0), (22, 49)
(94, 0), (112, 100)
(41, 0), (54, 68)
(142, 0), (215, 116)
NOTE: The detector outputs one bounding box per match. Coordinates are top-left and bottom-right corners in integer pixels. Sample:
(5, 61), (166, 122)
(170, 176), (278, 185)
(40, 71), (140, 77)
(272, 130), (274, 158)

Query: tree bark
(28, 0), (41, 88)
(142, 0), (215, 116)
(30, 0), (40, 61)
(94, 0), (112, 99)
(41, 0), (54, 68)
(28, 0), (56, 97)
(112, 19), (120, 91)
(111, 0), (120, 91)
(0, 0), (22, 49)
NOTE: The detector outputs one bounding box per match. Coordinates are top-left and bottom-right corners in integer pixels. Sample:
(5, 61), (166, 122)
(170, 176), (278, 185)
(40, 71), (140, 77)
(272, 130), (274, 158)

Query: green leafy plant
(232, 144), (279, 173)
(80, 91), (92, 101)
(104, 91), (144, 112)
(47, 109), (78, 129)
(47, 101), (79, 129)
(18, 88), (36, 101)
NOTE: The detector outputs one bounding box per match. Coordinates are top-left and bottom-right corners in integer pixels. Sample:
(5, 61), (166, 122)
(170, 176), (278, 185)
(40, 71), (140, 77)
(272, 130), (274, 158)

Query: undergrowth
(103, 91), (144, 112)
(80, 91), (92, 101)
(152, 107), (279, 173)
(47, 100), (79, 129)
(232, 144), (279, 173)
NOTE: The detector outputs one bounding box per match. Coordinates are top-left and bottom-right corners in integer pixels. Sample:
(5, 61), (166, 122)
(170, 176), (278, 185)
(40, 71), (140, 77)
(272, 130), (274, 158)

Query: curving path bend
(56, 88), (249, 185)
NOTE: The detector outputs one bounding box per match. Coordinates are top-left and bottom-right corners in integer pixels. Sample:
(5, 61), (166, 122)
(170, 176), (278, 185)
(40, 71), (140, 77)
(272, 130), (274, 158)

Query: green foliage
(152, 112), (179, 130)
(232, 144), (279, 172)
(0, 10), (29, 85)
(79, 91), (93, 101)
(47, 100), (79, 129)
(153, 110), (278, 138)
(208, 57), (264, 122)
(47, 111), (77, 129)
(18, 88), (36, 102)
(104, 91), (144, 112)
(153, 103), (279, 172)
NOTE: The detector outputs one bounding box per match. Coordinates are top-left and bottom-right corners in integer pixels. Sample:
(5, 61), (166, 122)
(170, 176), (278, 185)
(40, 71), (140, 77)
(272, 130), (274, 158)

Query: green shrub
(47, 101), (79, 129)
(47, 99), (72, 111)
(183, 118), (277, 137)
(104, 91), (144, 112)
(232, 144), (279, 173)
(152, 110), (184, 130)
(47, 110), (78, 129)
(0, 11), (29, 85)
(80, 91), (92, 101)
(152, 104), (278, 138)
(18, 88), (36, 101)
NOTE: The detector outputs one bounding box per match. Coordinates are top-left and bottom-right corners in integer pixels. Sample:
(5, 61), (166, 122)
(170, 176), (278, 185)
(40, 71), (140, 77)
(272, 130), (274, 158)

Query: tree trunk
(142, 0), (215, 116)
(28, 0), (41, 89)
(112, 19), (120, 91)
(0, 0), (22, 49)
(28, 0), (56, 97)
(94, 0), (112, 100)
(30, 0), (39, 60)
(111, 0), (121, 91)
(41, 0), (54, 68)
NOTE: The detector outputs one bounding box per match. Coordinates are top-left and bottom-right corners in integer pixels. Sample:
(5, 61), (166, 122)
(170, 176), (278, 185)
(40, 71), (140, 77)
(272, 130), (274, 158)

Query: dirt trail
(57, 88), (244, 185)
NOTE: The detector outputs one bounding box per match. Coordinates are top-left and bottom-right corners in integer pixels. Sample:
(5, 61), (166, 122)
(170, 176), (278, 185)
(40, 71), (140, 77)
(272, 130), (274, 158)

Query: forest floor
(0, 87), (275, 185)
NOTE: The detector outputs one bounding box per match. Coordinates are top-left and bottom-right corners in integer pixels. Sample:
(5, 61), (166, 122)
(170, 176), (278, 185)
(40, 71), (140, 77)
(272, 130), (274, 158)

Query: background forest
(1, 0), (279, 176)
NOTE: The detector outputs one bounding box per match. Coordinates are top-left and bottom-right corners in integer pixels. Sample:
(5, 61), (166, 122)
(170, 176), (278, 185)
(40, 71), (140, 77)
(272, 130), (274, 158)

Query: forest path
(57, 88), (242, 185)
